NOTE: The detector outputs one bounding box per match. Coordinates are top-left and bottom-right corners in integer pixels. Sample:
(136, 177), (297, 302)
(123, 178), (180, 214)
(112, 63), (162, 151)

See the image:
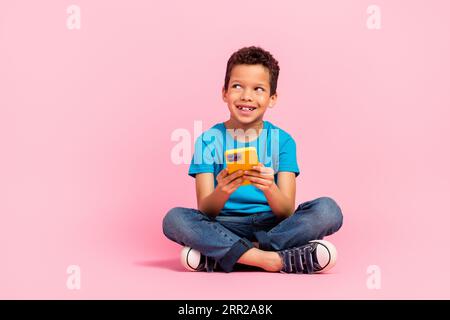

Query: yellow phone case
(224, 147), (259, 186)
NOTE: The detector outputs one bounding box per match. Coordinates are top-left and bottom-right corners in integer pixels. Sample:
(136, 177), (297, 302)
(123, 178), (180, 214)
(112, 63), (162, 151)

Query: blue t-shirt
(188, 120), (300, 215)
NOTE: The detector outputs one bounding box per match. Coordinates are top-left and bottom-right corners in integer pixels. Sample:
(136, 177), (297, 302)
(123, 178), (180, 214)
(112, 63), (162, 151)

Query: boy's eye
(232, 84), (242, 89)
(255, 87), (265, 92)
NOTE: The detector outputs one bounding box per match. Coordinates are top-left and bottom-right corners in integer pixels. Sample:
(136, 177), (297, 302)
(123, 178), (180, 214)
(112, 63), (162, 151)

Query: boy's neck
(224, 118), (264, 142)
(224, 118), (264, 131)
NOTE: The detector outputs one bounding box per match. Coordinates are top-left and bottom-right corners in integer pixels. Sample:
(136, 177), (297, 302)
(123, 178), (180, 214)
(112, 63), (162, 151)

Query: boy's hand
(216, 168), (244, 195)
(243, 162), (275, 192)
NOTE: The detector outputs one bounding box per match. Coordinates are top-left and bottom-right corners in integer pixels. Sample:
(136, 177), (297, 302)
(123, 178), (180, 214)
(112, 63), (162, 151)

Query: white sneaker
(180, 246), (218, 272)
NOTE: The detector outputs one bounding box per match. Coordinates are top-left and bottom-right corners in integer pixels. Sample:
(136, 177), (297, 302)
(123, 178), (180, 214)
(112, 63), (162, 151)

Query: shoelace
(279, 243), (321, 274)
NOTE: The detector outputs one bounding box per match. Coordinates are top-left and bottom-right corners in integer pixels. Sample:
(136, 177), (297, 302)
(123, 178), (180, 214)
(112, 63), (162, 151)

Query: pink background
(1, 0), (449, 299)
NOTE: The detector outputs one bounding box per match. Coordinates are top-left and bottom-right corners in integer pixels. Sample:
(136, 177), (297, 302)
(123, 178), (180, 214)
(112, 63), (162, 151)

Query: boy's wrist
(214, 186), (231, 200)
(263, 182), (278, 196)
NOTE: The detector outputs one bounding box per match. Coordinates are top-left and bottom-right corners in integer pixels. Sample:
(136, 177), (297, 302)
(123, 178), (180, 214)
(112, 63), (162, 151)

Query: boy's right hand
(216, 168), (244, 195)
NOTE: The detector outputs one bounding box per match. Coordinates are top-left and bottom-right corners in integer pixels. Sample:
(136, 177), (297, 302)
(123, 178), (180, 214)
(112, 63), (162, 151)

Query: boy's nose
(241, 90), (253, 101)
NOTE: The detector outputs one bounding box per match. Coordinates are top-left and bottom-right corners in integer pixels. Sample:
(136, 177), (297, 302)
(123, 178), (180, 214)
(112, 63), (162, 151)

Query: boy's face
(222, 64), (277, 127)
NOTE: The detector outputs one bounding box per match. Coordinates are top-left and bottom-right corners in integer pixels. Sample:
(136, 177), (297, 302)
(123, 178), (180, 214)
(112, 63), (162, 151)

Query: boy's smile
(222, 64), (277, 131)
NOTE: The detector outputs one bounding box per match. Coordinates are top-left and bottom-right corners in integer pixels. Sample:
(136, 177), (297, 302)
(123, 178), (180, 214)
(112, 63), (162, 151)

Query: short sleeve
(188, 132), (221, 178)
(277, 135), (300, 177)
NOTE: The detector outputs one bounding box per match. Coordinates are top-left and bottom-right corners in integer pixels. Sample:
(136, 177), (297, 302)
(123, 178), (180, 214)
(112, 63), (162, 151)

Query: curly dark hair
(224, 46), (280, 96)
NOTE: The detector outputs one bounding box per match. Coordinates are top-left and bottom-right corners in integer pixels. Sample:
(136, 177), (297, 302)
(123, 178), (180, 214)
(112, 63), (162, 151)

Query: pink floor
(3, 223), (449, 299)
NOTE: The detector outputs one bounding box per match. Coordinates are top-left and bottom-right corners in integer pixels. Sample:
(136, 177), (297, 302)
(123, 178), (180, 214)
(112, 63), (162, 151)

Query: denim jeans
(162, 197), (343, 272)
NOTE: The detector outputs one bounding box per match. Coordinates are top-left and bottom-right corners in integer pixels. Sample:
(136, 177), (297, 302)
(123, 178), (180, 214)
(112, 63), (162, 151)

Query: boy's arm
(264, 171), (296, 218)
(195, 170), (244, 218)
(244, 165), (296, 218)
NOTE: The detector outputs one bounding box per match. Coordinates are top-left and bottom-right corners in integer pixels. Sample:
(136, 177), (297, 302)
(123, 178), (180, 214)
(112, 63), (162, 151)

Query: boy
(163, 46), (343, 273)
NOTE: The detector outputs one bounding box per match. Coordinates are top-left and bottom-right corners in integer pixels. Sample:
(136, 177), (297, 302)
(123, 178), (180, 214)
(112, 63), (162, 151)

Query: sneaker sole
(309, 240), (337, 273)
(180, 246), (202, 271)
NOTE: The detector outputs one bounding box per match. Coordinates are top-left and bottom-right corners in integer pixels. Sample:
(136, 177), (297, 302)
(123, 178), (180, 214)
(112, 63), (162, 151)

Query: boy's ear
(268, 92), (278, 108)
(222, 87), (227, 102)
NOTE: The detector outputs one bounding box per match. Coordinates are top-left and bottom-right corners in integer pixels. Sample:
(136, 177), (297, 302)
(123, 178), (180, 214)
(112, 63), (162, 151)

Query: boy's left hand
(243, 162), (275, 192)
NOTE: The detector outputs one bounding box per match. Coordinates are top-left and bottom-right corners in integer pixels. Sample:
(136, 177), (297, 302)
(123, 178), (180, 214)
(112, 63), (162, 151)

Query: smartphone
(224, 147), (259, 186)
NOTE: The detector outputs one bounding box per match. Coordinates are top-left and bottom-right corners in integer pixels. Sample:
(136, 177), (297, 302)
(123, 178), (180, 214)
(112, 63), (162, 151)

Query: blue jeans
(162, 197), (343, 272)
